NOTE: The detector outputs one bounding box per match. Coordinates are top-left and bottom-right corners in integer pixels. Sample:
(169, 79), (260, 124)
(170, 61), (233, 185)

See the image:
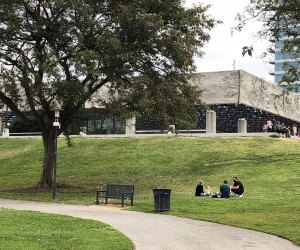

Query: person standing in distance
(231, 177), (244, 198)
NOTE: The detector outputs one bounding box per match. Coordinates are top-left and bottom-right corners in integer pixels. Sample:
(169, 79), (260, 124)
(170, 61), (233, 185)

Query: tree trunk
(37, 128), (57, 188)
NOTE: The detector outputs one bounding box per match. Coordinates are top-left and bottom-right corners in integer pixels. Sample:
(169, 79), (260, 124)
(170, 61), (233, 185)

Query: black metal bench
(95, 184), (134, 207)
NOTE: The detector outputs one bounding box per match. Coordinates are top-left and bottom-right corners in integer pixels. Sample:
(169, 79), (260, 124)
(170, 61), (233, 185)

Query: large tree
(0, 0), (217, 188)
(237, 0), (300, 85)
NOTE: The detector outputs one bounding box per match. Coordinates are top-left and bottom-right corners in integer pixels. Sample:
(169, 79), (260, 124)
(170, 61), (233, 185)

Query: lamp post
(52, 109), (60, 200)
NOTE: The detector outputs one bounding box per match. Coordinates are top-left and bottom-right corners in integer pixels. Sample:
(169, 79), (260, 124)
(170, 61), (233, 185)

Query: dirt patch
(1, 184), (82, 194)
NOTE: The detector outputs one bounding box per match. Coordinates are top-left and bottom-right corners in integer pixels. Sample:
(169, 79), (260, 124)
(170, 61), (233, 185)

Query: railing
(135, 129), (206, 134)
(5, 132), (42, 136)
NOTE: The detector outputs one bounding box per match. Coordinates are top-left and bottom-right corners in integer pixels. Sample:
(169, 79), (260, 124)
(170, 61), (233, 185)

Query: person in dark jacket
(231, 177), (244, 197)
(195, 179), (204, 196)
(220, 180), (230, 198)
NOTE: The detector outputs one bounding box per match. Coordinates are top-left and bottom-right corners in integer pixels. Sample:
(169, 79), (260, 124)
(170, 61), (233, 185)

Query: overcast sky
(185, 0), (274, 83)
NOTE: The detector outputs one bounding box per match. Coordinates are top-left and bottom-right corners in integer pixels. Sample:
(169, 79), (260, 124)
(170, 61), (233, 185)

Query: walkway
(1, 199), (299, 250)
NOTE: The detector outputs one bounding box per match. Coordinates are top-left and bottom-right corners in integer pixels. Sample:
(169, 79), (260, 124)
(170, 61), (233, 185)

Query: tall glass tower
(270, 25), (300, 94)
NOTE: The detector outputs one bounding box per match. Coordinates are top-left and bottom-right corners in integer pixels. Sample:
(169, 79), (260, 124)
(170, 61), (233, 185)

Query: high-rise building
(269, 24), (300, 94)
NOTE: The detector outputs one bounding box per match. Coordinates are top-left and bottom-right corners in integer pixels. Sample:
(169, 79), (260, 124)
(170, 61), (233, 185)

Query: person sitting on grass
(195, 179), (204, 196)
(274, 120), (287, 137)
(195, 179), (211, 196)
(231, 177), (244, 198)
(281, 123), (290, 138)
(205, 185), (213, 196)
(220, 180), (230, 198)
(266, 120), (274, 132)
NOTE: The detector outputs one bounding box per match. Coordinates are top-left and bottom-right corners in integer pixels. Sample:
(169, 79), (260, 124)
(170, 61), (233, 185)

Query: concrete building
(2, 70), (300, 134)
(138, 70), (300, 133)
(191, 70), (300, 132)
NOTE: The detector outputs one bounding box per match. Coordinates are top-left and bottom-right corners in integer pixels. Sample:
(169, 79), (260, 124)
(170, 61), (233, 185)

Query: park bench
(95, 184), (134, 207)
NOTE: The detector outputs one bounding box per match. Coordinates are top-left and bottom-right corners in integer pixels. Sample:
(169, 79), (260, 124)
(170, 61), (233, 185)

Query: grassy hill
(0, 136), (299, 245)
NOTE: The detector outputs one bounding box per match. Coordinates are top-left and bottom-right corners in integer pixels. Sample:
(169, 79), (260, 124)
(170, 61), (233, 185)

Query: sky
(185, 0), (274, 83)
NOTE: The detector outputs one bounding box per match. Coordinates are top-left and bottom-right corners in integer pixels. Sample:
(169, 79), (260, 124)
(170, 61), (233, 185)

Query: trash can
(153, 189), (171, 212)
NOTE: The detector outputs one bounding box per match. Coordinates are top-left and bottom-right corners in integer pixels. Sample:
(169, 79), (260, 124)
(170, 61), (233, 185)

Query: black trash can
(153, 189), (171, 212)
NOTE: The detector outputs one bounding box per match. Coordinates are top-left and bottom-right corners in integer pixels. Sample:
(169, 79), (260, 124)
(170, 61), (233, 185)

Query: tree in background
(236, 0), (300, 85)
(0, 0), (218, 188)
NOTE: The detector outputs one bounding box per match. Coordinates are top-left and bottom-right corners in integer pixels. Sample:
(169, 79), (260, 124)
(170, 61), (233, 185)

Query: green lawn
(0, 137), (299, 245)
(0, 208), (133, 250)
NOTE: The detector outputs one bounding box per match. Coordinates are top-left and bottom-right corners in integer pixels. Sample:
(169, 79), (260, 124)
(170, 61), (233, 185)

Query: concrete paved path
(1, 199), (299, 250)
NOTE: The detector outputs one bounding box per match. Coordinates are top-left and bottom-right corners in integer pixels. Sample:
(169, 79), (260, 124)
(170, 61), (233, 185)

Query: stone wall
(196, 104), (300, 133)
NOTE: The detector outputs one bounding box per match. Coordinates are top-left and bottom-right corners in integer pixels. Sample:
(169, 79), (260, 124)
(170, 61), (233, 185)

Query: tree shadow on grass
(1, 184), (82, 194)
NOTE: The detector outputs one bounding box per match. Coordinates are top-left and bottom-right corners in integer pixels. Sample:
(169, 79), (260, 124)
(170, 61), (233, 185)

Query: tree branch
(0, 90), (32, 124)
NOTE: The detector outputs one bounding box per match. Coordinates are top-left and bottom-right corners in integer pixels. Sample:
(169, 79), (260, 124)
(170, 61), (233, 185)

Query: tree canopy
(236, 0), (300, 85)
(0, 0), (218, 187)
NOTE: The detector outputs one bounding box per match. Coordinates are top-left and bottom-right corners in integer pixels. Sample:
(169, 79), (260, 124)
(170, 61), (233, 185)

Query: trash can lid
(153, 188), (172, 191)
